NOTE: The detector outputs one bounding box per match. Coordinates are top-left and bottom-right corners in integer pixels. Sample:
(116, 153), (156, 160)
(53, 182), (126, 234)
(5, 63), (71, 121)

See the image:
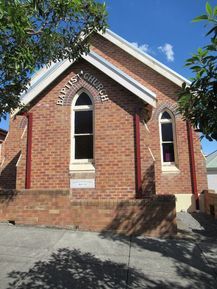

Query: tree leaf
(206, 26), (217, 36)
(179, 2), (217, 140)
(206, 2), (212, 16)
(0, 0), (108, 119)
(192, 15), (208, 22)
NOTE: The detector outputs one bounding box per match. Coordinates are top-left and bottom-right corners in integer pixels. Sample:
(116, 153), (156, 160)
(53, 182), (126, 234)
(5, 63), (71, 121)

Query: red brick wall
(0, 116), (27, 189)
(18, 60), (147, 199)
(0, 189), (176, 237)
(204, 190), (217, 218)
(90, 34), (207, 196)
(0, 33), (207, 198)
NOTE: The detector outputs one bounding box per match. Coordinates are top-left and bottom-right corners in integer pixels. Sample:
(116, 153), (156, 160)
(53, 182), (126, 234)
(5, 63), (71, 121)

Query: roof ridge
(12, 28), (192, 115)
(99, 29), (191, 87)
(206, 150), (217, 168)
(206, 149), (217, 158)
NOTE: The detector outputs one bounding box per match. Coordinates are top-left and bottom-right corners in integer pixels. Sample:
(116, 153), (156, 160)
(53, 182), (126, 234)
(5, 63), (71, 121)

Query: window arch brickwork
(59, 74), (106, 106)
(153, 102), (180, 121)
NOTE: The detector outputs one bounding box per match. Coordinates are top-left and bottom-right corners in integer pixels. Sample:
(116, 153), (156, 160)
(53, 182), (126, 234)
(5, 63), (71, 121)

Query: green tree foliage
(179, 2), (217, 140)
(0, 0), (107, 118)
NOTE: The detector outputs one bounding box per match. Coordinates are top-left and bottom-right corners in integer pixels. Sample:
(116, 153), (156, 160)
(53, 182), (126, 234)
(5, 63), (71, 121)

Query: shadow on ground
(6, 240), (217, 289)
(7, 248), (137, 289)
(190, 212), (217, 238)
(98, 211), (217, 288)
(5, 212), (217, 289)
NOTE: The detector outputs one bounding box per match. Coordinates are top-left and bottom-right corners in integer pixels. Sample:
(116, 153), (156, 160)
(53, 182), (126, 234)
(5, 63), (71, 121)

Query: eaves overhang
(12, 28), (193, 116)
(83, 51), (156, 107)
(100, 29), (191, 87)
(12, 51), (156, 116)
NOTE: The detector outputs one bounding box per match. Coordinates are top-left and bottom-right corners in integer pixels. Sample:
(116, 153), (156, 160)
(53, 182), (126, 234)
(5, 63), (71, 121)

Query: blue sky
(0, 0), (216, 154)
(101, 0), (217, 155)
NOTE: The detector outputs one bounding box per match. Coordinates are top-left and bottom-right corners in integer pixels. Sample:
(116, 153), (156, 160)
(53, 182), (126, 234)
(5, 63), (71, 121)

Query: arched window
(72, 91), (93, 163)
(159, 110), (177, 165)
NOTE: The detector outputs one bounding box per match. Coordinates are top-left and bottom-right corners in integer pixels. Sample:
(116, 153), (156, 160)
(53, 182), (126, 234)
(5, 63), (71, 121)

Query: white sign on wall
(70, 179), (95, 189)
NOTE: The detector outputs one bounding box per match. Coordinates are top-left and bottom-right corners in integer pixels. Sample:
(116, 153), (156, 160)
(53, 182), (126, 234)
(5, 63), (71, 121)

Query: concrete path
(0, 213), (217, 288)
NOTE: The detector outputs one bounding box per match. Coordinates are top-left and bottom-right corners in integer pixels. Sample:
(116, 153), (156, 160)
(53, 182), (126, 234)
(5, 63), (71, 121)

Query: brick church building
(0, 30), (207, 236)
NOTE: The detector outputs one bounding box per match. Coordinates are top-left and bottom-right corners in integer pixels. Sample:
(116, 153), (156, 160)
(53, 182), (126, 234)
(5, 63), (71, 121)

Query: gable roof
(83, 51), (156, 107)
(206, 150), (217, 170)
(100, 30), (191, 87)
(13, 29), (190, 115)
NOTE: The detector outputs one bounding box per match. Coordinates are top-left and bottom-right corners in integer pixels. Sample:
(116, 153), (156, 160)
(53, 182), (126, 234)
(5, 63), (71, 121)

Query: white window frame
(159, 109), (179, 171)
(70, 89), (95, 172)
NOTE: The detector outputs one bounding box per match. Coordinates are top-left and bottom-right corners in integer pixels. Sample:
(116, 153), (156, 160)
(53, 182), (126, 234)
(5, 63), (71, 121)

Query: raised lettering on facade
(57, 70), (109, 105)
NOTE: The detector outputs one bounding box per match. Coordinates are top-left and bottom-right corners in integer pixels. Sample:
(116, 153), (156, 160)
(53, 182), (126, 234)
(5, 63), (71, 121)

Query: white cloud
(158, 43), (174, 62)
(131, 42), (149, 53)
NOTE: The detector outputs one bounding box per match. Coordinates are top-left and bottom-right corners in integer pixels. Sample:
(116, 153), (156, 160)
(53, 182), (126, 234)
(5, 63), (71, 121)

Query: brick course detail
(204, 190), (217, 218)
(0, 32), (208, 230)
(0, 189), (176, 237)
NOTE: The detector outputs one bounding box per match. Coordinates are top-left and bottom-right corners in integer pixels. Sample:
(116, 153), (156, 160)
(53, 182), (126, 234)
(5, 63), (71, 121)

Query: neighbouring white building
(207, 150), (217, 192)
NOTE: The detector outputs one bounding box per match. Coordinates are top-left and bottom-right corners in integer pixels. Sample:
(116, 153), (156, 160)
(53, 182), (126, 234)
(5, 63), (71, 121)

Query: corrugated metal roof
(206, 150), (217, 169)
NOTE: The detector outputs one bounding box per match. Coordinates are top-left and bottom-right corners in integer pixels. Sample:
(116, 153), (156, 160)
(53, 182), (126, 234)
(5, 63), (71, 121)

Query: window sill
(69, 162), (95, 172)
(161, 165), (180, 174)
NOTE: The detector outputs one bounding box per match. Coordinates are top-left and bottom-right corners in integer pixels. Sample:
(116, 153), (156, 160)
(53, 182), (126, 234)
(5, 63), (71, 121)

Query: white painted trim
(21, 60), (72, 104)
(148, 147), (155, 162)
(11, 28), (192, 115)
(162, 165), (180, 173)
(21, 126), (27, 139)
(0, 156), (5, 169)
(144, 122), (150, 133)
(201, 149), (207, 160)
(159, 109), (178, 168)
(83, 51), (156, 107)
(70, 89), (95, 170)
(12, 59), (72, 116)
(3, 130), (9, 143)
(12, 47), (156, 115)
(16, 153), (22, 167)
(100, 30), (191, 87)
(74, 105), (93, 111)
(69, 163), (95, 172)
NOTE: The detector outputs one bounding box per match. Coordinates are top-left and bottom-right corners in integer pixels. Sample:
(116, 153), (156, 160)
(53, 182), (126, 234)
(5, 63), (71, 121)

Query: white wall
(175, 194), (205, 213)
(207, 170), (217, 192)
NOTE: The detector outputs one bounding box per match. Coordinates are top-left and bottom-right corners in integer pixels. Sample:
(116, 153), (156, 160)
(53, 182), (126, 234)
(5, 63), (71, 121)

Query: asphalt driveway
(0, 213), (217, 288)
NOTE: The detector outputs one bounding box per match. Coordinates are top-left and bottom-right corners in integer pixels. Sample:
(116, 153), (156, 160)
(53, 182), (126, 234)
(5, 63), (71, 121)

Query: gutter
(24, 113), (33, 189)
(187, 122), (199, 210)
(134, 114), (142, 198)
